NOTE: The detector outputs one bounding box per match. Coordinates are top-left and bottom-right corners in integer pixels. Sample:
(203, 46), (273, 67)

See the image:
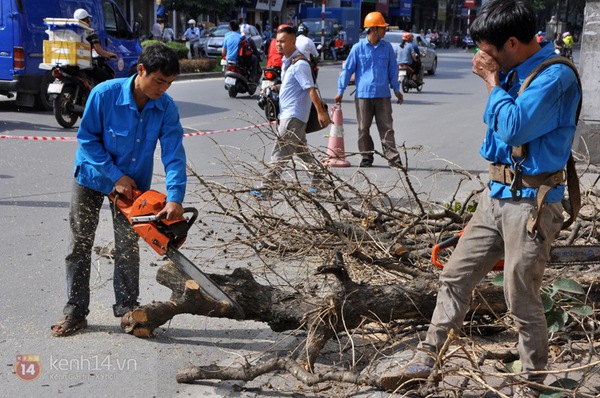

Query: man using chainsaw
(51, 43), (187, 337)
(380, 1), (581, 396)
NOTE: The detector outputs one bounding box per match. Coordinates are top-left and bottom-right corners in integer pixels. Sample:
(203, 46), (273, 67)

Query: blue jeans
(63, 181), (140, 318)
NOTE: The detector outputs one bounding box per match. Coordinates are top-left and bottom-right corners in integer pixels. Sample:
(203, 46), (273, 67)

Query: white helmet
(187, 19), (196, 25)
(74, 9), (92, 20)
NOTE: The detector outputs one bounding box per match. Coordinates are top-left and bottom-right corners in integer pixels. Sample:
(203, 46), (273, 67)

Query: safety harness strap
(497, 57), (582, 234)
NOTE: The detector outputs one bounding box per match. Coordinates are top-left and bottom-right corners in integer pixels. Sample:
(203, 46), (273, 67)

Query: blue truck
(303, 6), (361, 48)
(0, 0), (141, 110)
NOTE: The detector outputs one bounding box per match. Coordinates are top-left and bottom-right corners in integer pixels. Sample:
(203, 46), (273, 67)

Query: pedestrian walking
(251, 25), (330, 200)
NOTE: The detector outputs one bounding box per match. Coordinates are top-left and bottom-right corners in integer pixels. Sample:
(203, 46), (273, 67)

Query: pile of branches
(164, 134), (600, 395)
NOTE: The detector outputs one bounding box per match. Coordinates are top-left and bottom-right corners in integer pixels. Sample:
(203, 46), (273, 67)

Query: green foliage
(444, 200), (478, 214)
(165, 42), (189, 59)
(162, 0), (238, 20)
(141, 39), (162, 47)
(140, 40), (189, 59)
(493, 275), (593, 333)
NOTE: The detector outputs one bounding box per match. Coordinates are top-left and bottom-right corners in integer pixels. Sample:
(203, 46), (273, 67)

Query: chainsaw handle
(431, 230), (505, 271)
(431, 233), (461, 269)
(183, 207), (198, 230)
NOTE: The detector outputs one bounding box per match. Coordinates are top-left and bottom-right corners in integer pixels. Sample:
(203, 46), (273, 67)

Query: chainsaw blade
(166, 248), (245, 319)
(548, 245), (600, 265)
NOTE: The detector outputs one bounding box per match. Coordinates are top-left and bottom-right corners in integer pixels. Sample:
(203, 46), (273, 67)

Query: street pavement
(0, 47), (584, 397)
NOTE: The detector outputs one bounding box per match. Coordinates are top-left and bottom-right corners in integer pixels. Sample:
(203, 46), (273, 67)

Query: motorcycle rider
(266, 25), (289, 70)
(182, 19), (201, 58)
(296, 24), (319, 64)
(223, 20), (260, 81)
(395, 32), (417, 79)
(74, 9), (117, 84)
(222, 20), (242, 63)
(405, 32), (424, 84)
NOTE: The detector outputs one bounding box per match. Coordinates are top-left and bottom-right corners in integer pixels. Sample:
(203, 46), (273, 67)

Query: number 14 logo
(15, 355), (42, 381)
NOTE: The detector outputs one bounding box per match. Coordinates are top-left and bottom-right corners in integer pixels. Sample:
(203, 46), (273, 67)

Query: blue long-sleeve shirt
(482, 42), (581, 202)
(338, 38), (399, 98)
(74, 74), (187, 204)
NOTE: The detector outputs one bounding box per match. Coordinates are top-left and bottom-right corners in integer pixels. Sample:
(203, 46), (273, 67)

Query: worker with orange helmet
(400, 31), (423, 83)
(335, 11), (404, 169)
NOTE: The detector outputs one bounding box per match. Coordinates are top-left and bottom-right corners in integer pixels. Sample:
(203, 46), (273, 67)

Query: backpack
(238, 37), (254, 62)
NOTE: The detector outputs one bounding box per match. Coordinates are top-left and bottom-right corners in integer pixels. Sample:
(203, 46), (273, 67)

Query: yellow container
(43, 40), (91, 69)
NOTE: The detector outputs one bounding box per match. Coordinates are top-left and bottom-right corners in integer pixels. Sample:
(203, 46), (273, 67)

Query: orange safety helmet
(402, 32), (413, 41)
(363, 11), (388, 28)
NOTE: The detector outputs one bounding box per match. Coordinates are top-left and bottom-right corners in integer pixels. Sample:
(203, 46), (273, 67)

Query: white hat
(74, 9), (92, 20)
(188, 19), (196, 25)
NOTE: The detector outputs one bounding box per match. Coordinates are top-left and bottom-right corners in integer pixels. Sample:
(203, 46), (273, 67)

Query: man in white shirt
(295, 24), (319, 61)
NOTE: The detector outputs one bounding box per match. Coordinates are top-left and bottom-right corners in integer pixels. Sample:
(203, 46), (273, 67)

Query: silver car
(385, 30), (438, 75)
(199, 24), (264, 58)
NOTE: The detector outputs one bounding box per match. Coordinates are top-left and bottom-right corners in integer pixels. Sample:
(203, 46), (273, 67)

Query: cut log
(124, 260), (600, 370)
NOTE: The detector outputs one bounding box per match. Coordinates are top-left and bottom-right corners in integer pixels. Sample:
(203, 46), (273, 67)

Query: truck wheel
(35, 71), (55, 111)
(53, 87), (78, 128)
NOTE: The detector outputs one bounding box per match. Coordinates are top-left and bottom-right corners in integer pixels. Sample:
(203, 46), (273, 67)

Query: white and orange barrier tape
(0, 121), (275, 142)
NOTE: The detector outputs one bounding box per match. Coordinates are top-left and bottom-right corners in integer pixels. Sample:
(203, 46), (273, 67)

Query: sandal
(50, 314), (87, 337)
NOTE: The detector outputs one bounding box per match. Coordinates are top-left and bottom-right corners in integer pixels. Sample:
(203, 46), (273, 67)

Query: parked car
(385, 30), (438, 75)
(200, 24), (264, 58)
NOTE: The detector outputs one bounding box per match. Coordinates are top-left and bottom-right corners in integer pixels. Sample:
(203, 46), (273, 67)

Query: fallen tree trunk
(125, 259), (600, 370)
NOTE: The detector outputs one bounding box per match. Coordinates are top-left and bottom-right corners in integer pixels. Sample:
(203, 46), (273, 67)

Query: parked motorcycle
(48, 57), (115, 128)
(257, 66), (281, 122)
(398, 64), (423, 93)
(224, 61), (261, 98)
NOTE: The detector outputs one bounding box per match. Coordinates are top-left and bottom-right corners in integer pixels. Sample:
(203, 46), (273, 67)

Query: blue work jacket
(74, 74), (187, 204)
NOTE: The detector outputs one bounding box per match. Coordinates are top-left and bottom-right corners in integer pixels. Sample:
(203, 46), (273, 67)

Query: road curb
(176, 71), (223, 81)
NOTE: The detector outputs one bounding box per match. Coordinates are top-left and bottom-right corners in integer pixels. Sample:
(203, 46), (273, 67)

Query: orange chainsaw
(110, 189), (244, 318)
(432, 230), (600, 271)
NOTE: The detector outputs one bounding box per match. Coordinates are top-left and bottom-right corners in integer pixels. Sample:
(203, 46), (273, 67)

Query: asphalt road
(0, 47), (573, 397)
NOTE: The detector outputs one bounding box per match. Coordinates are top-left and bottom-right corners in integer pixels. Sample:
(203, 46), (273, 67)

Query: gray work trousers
(355, 97), (400, 162)
(264, 117), (321, 185)
(63, 181), (140, 319)
(420, 188), (563, 382)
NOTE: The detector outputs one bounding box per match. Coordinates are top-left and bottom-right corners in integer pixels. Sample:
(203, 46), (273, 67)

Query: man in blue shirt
(222, 20), (242, 63)
(380, 1), (581, 394)
(336, 12), (404, 169)
(51, 43), (187, 337)
(251, 25), (330, 199)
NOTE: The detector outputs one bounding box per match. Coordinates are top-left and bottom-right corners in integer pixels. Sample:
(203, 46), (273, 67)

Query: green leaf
(495, 359), (521, 373)
(553, 278), (585, 294)
(568, 304), (593, 316)
(541, 292), (554, 313)
(491, 272), (504, 286)
(546, 308), (568, 333)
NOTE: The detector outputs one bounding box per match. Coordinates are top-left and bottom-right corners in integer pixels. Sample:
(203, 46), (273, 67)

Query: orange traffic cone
(322, 103), (351, 167)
